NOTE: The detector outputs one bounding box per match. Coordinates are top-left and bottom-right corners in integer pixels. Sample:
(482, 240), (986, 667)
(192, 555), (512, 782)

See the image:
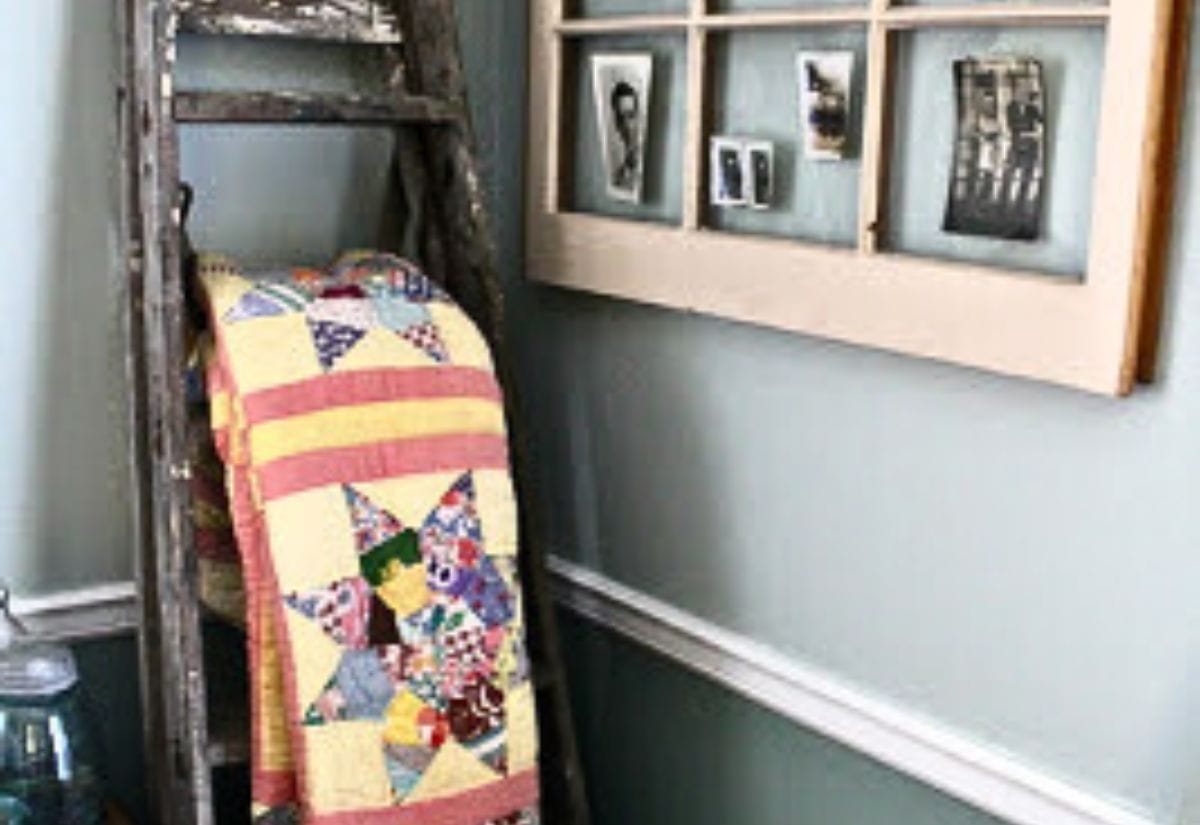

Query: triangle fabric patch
(399, 322), (450, 363)
(384, 743), (437, 801)
(372, 295), (431, 334)
(404, 740), (501, 804)
(303, 648), (399, 725)
(344, 485), (407, 555)
(224, 289), (288, 323)
(308, 319), (368, 371)
(283, 577), (372, 650)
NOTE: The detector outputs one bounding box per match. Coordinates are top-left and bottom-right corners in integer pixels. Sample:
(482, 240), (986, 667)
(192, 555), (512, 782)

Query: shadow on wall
(27, 0), (132, 593)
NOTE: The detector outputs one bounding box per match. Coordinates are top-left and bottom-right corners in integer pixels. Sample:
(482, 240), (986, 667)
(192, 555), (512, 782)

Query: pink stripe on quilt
(258, 434), (511, 501)
(312, 770), (538, 825)
(242, 367), (502, 425)
(254, 771), (298, 808)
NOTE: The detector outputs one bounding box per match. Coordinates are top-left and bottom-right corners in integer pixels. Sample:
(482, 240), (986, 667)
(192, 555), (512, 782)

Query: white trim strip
(11, 582), (139, 643)
(548, 556), (1160, 825)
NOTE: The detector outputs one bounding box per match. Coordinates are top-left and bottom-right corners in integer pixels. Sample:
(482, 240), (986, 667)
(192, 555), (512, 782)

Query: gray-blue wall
(0, 1), (131, 593)
(461, 2), (1200, 822)
(3, 2), (1200, 823)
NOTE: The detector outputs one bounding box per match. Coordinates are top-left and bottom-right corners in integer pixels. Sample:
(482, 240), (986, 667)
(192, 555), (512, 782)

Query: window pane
(708, 27), (867, 246)
(885, 26), (1106, 276)
(568, 0), (687, 18)
(564, 34), (688, 225)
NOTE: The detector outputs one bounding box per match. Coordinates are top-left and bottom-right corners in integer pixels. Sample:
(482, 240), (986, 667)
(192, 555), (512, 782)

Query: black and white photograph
(591, 53), (654, 204)
(744, 140), (774, 210)
(943, 56), (1046, 241)
(710, 136), (747, 207)
(797, 51), (854, 161)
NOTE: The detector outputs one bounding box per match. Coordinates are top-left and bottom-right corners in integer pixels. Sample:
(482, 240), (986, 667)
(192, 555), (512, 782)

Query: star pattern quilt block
(222, 256), (453, 372)
(283, 471), (528, 802)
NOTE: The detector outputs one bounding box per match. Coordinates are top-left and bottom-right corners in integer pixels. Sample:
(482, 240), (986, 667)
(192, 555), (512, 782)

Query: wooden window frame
(525, 0), (1191, 396)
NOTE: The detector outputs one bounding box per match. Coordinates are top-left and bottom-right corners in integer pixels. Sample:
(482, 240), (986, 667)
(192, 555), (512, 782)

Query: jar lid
(0, 585), (79, 697)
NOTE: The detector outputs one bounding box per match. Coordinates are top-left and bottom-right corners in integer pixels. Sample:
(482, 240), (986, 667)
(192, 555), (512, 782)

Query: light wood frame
(526, 0), (1191, 396)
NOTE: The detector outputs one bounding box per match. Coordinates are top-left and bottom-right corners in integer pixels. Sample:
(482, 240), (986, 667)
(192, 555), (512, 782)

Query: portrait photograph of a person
(744, 141), (774, 210)
(797, 51), (854, 161)
(591, 53), (654, 204)
(943, 56), (1046, 241)
(710, 137), (746, 207)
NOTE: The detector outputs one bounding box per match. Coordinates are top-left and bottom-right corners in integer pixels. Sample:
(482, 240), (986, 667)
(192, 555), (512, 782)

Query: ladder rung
(174, 90), (461, 126)
(175, 0), (402, 44)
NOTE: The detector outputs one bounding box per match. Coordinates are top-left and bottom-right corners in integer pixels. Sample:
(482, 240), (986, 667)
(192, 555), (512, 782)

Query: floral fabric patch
(283, 471), (528, 801)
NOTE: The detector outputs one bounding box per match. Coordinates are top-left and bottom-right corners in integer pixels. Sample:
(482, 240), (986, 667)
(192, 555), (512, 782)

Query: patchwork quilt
(200, 251), (539, 824)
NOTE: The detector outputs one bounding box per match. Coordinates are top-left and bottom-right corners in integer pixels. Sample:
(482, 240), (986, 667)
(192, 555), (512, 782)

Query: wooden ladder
(119, 2), (589, 823)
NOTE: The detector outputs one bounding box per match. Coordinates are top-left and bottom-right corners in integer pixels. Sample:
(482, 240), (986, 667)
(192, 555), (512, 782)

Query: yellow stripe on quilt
(258, 598), (294, 772)
(248, 398), (506, 467)
(209, 390), (231, 431)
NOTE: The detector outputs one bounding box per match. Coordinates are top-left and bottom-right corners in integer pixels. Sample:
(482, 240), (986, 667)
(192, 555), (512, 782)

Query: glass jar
(0, 585), (104, 825)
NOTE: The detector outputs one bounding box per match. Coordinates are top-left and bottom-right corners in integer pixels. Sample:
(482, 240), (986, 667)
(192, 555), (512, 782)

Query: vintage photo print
(744, 141), (774, 210)
(591, 53), (654, 204)
(797, 51), (854, 161)
(943, 57), (1046, 241)
(710, 137), (747, 207)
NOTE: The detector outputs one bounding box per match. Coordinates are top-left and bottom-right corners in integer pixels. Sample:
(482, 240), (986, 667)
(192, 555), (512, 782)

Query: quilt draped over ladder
(199, 251), (540, 824)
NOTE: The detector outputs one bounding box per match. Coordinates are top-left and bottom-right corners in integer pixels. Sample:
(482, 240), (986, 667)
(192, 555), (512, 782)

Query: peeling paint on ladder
(174, 0), (401, 43)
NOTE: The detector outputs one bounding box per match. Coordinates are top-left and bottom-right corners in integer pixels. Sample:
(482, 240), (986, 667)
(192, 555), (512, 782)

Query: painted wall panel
(476, 1), (1200, 820)
(559, 609), (1009, 825)
(0, 2), (131, 593)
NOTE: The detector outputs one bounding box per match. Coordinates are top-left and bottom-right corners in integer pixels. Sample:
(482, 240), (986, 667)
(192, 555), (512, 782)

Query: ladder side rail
(131, 1), (214, 822)
(389, 4), (592, 823)
(120, 0), (172, 818)
(391, 1), (504, 340)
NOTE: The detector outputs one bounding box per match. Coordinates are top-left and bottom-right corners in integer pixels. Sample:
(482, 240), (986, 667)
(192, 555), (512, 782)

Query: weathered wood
(389, 3), (593, 823)
(127, 1), (215, 823)
(175, 0), (401, 43)
(390, 0), (502, 339)
(174, 89), (461, 125)
(119, 0), (170, 818)
(127, 2), (592, 823)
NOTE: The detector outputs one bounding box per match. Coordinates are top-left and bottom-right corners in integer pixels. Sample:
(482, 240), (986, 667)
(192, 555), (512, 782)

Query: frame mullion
(557, 15), (690, 35)
(857, 0), (892, 254)
(699, 9), (870, 28)
(881, 4), (1110, 28)
(682, 0), (709, 230)
(547, 0), (568, 212)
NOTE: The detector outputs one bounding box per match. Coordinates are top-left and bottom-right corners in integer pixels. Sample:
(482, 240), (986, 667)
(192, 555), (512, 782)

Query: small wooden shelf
(173, 90), (462, 125)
